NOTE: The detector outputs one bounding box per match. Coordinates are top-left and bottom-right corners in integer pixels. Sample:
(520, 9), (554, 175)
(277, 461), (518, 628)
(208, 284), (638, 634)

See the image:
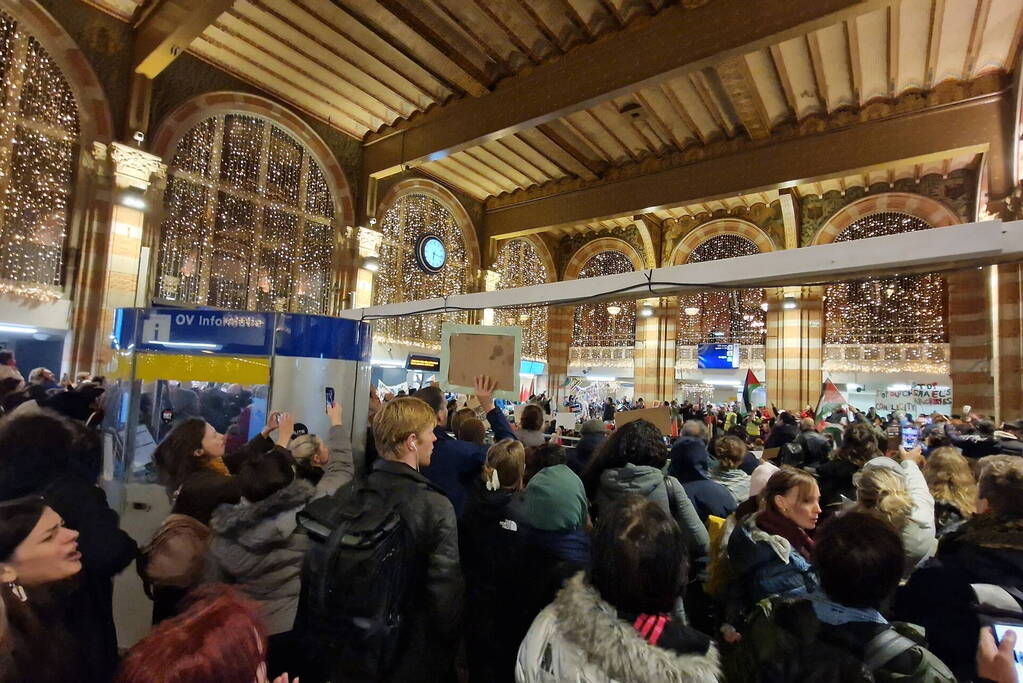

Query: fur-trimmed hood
(210, 478), (315, 551)
(548, 572), (720, 682)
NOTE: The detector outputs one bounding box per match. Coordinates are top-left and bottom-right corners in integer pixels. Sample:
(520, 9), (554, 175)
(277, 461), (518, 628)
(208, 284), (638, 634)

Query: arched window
(572, 251), (636, 347)
(373, 193), (469, 345)
(0, 10), (79, 300)
(156, 114), (338, 313)
(492, 239), (548, 360)
(678, 235), (765, 344)
(825, 212), (947, 344)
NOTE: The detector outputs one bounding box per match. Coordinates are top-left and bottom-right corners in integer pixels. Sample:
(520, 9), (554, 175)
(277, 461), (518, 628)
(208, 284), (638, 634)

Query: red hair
(117, 585), (267, 683)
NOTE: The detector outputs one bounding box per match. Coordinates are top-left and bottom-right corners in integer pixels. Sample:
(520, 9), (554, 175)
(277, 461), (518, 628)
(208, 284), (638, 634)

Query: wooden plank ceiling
(83, 0), (1023, 207)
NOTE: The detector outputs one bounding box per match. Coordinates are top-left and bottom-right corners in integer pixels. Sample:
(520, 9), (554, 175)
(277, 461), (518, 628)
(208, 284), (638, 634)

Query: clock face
(417, 235), (446, 273)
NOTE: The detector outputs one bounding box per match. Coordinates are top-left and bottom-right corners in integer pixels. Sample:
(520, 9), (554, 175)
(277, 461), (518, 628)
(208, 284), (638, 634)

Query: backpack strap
(662, 475), (679, 519)
(862, 628), (918, 672)
(971, 583), (1023, 618)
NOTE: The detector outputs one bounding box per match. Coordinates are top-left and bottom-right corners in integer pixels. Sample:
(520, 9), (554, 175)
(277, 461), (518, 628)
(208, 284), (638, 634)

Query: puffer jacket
(516, 573), (721, 683)
(861, 457), (937, 574)
(726, 512), (818, 621)
(594, 464), (709, 556)
(204, 479), (315, 634)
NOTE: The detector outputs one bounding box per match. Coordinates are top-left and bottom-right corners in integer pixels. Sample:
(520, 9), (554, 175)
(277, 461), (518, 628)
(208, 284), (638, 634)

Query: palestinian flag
(742, 369), (762, 414)
(814, 378), (847, 421)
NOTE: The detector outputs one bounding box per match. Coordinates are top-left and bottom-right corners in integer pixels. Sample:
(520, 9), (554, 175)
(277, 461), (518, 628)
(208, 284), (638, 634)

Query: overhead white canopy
(340, 220), (1023, 321)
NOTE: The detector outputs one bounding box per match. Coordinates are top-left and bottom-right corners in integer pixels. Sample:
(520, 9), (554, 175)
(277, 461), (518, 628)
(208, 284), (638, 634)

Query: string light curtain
(825, 212), (947, 344)
(373, 193), (469, 346)
(0, 11), (79, 301)
(157, 114), (337, 314)
(572, 250), (636, 347)
(677, 235), (765, 344)
(493, 239), (548, 360)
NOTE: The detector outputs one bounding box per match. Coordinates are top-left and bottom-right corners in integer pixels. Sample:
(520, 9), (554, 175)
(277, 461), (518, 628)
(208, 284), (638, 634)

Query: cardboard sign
(440, 323), (522, 401)
(613, 405), (672, 435)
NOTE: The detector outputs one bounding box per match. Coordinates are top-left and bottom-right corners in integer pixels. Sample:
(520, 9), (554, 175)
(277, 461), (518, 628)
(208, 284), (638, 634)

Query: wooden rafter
(924, 0), (945, 89)
(134, 0), (235, 77)
(426, 0), (516, 72)
(688, 72), (730, 136)
(715, 55), (772, 139)
(845, 18), (862, 104)
(585, 108), (640, 162)
(633, 91), (687, 151)
(887, 1), (899, 96)
(806, 31), (829, 111)
(963, 0), (991, 78)
(767, 44), (800, 118)
(659, 82), (708, 145)
(554, 0), (593, 40)
(535, 123), (606, 179)
(512, 0), (569, 54)
(487, 139), (550, 185)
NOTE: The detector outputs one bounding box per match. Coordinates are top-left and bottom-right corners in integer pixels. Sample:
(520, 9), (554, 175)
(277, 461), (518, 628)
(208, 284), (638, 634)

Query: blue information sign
(697, 343), (740, 369)
(113, 308), (274, 355)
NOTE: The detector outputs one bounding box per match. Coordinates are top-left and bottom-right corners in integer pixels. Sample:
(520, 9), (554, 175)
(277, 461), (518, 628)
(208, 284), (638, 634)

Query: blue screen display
(697, 343), (740, 369)
(520, 360), (546, 375)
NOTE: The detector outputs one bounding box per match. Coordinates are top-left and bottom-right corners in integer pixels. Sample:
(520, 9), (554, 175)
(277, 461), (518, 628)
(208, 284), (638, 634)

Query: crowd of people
(0, 349), (1021, 682)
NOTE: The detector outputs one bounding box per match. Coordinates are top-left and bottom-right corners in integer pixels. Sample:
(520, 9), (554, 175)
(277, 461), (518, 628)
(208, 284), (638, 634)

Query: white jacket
(862, 456), (938, 573)
(516, 573), (720, 683)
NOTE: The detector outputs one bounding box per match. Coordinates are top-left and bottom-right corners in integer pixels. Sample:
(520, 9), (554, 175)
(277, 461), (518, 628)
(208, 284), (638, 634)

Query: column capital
(108, 142), (166, 190)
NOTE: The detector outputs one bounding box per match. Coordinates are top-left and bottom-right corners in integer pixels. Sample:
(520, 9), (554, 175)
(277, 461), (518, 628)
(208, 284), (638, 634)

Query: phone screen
(325, 386), (335, 410)
(886, 424), (902, 448)
(993, 624), (1023, 679)
(901, 426), (919, 449)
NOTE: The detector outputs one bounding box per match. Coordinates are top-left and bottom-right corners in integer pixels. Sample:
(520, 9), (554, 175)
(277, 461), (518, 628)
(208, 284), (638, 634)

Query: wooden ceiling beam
(484, 94), (1008, 238)
(363, 0), (880, 178)
(924, 0), (945, 89)
(768, 44), (800, 118)
(715, 55), (772, 139)
(845, 18), (863, 103)
(660, 82), (709, 144)
(806, 31), (830, 111)
(963, 0), (991, 79)
(134, 0), (236, 77)
(887, 1), (899, 96)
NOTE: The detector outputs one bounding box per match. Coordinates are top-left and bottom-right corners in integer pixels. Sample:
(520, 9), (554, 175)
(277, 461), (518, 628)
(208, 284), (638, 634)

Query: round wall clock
(416, 234), (446, 273)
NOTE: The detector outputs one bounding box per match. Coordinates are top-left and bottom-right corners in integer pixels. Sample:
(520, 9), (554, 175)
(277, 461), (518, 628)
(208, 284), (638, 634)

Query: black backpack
(295, 481), (416, 681)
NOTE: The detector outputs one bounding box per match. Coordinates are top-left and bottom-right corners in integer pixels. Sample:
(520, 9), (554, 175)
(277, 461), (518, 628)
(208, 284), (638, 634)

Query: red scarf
(756, 507), (815, 560)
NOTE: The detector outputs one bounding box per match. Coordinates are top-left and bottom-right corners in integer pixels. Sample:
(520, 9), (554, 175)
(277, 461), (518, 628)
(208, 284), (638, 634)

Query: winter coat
(204, 479), (316, 635)
(995, 431), (1023, 456)
(366, 459), (464, 683)
(593, 464), (709, 557)
(459, 480), (531, 683)
(422, 407), (515, 517)
(43, 475), (138, 683)
(515, 573), (721, 683)
(602, 403), (615, 421)
(669, 437), (737, 522)
(764, 423), (799, 449)
(862, 457), (937, 574)
(726, 512), (819, 622)
(895, 514), (1023, 681)
(942, 424), (1002, 459)
(709, 465), (751, 504)
(795, 430), (831, 466)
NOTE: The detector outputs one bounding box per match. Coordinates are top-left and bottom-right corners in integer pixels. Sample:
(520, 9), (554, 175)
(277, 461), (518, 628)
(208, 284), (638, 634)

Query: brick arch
(151, 92), (354, 225)
(812, 192), (962, 245)
(375, 178), (480, 272)
(0, 0), (113, 142)
(563, 237), (645, 280)
(669, 218), (776, 266)
(490, 234), (556, 283)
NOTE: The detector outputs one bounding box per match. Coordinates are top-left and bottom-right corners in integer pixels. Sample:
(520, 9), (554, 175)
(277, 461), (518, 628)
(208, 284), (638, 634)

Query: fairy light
(0, 12), (79, 302)
(572, 250), (636, 348)
(492, 239), (548, 359)
(825, 212), (947, 345)
(157, 113), (337, 314)
(677, 235), (765, 344)
(372, 193), (469, 345)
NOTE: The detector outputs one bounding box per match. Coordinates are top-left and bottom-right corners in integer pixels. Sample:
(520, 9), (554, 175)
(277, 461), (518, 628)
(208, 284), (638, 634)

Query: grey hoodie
(204, 479), (315, 634)
(595, 464), (709, 556)
(709, 465), (751, 504)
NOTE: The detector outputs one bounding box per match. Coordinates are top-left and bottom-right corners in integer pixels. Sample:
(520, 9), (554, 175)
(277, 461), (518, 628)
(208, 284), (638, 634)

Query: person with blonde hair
(321, 394), (463, 681)
(709, 435), (751, 503)
(923, 446), (977, 535)
(460, 437), (529, 682)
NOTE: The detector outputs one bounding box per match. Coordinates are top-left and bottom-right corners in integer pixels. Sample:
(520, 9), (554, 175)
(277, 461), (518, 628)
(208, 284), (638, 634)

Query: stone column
(633, 297), (678, 402)
(998, 262), (1023, 419)
(764, 286), (824, 412)
(69, 142), (165, 373)
(546, 305), (573, 404)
